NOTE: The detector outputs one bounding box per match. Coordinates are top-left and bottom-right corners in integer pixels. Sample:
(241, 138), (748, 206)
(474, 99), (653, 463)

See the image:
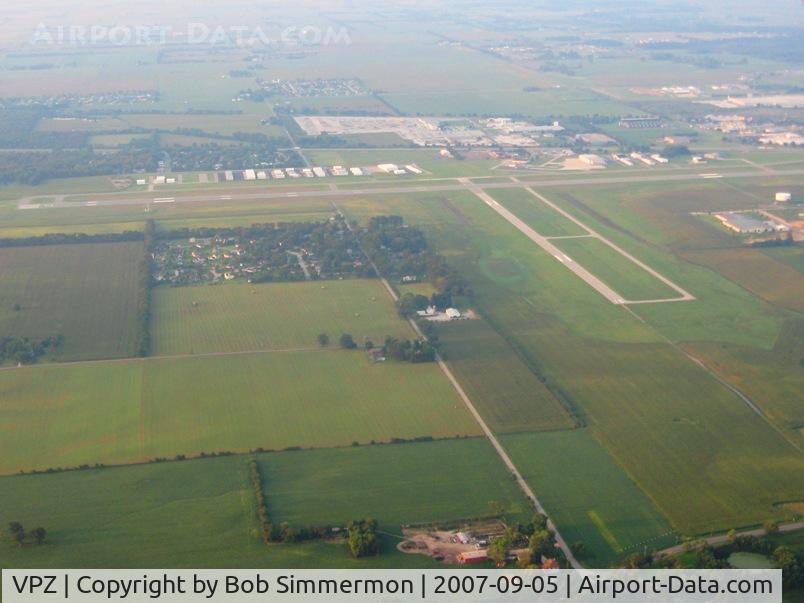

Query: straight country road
(334, 200), (582, 568)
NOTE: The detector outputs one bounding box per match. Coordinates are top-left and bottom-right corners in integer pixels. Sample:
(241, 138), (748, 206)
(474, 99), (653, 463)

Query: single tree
(487, 536), (511, 567)
(316, 333), (330, 346)
(339, 333), (357, 349)
(8, 521), (24, 545)
(31, 527), (46, 545)
(528, 529), (554, 562)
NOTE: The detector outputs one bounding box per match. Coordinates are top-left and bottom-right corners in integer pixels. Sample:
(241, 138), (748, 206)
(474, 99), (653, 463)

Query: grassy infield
(1, 174), (803, 569)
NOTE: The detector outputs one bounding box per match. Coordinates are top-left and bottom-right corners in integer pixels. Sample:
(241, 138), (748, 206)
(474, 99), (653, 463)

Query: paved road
(335, 200), (581, 568)
(655, 522), (804, 558)
(381, 275), (581, 569)
(17, 166), (804, 210)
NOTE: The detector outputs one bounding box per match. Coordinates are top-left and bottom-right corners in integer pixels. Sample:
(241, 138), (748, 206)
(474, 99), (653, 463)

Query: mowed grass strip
(259, 439), (530, 530)
(487, 188), (587, 237)
(0, 242), (142, 360)
(551, 237), (679, 301)
(437, 319), (574, 433)
(501, 430), (675, 565)
(151, 280), (413, 355)
(0, 351), (481, 474)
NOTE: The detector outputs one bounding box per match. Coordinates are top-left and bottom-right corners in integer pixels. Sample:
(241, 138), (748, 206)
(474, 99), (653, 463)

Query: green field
(151, 280), (412, 355)
(502, 430), (675, 565)
(259, 438), (529, 530)
(0, 242), (143, 360)
(436, 319), (575, 433)
(683, 246), (804, 313)
(2, 445), (513, 569)
(0, 351), (480, 475)
(337, 189), (804, 535)
(487, 188), (587, 237)
(551, 237), (679, 301)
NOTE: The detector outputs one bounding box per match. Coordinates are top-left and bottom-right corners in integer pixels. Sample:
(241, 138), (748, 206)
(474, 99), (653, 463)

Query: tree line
(134, 220), (155, 357)
(359, 215), (470, 308)
(248, 459), (380, 556)
(623, 526), (804, 590)
(317, 332), (436, 363)
(0, 231), (143, 248)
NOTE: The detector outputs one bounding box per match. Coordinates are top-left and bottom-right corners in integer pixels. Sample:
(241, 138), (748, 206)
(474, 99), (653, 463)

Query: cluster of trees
(338, 333), (357, 349)
(662, 144), (691, 157)
(325, 331), (436, 363)
(0, 335), (61, 365)
(751, 233), (795, 248)
(7, 522), (47, 546)
(128, 135), (301, 173)
(360, 216), (469, 300)
(397, 292), (457, 319)
(487, 513), (562, 568)
(156, 217), (374, 285)
(623, 528), (804, 589)
(135, 220), (155, 358)
(383, 336), (436, 363)
(0, 148), (159, 186)
(347, 519), (381, 558)
(0, 106), (301, 185)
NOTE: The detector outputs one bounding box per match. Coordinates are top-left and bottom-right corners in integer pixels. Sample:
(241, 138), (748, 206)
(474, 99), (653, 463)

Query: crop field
(283, 96), (395, 116)
(151, 280), (412, 355)
(258, 438), (529, 530)
(682, 247), (804, 313)
(341, 189), (804, 535)
(551, 237), (679, 300)
(0, 242), (143, 360)
(0, 455), (443, 569)
(683, 317), (804, 442)
(0, 222), (145, 238)
(501, 430), (675, 565)
(0, 196), (336, 236)
(117, 113), (287, 139)
(762, 246), (804, 275)
(0, 350), (480, 475)
(436, 319), (575, 433)
(89, 134), (152, 147)
(534, 184), (786, 346)
(35, 117), (130, 133)
(487, 188), (587, 237)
